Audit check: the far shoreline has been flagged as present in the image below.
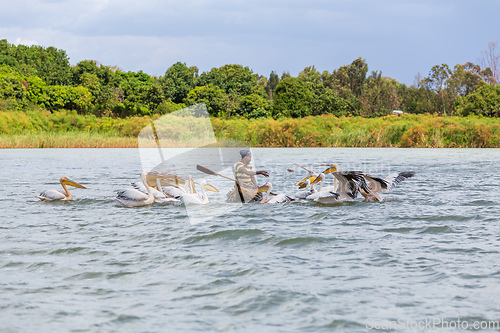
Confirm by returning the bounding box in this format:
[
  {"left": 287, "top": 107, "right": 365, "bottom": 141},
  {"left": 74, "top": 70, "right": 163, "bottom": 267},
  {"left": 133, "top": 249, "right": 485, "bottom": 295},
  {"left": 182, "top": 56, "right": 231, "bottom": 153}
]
[{"left": 1, "top": 113, "right": 500, "bottom": 149}]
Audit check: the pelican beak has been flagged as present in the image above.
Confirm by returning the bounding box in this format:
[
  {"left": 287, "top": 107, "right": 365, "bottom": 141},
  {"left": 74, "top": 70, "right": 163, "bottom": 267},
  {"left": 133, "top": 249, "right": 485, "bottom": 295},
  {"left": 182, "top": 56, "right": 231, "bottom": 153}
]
[
  {"left": 189, "top": 177, "right": 196, "bottom": 193},
  {"left": 297, "top": 181, "right": 308, "bottom": 189},
  {"left": 63, "top": 178, "right": 87, "bottom": 189},
  {"left": 257, "top": 184, "right": 270, "bottom": 193},
  {"left": 160, "top": 175, "right": 185, "bottom": 186},
  {"left": 311, "top": 175, "right": 322, "bottom": 184},
  {"left": 203, "top": 183, "right": 219, "bottom": 192},
  {"left": 145, "top": 176, "right": 159, "bottom": 187},
  {"left": 295, "top": 176, "right": 310, "bottom": 186},
  {"left": 323, "top": 166, "right": 337, "bottom": 174}
]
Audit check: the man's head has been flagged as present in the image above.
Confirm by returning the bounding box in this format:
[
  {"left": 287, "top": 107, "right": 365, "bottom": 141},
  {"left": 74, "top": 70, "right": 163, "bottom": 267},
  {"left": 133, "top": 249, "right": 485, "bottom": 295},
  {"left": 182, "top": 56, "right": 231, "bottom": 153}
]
[{"left": 240, "top": 149, "right": 252, "bottom": 163}]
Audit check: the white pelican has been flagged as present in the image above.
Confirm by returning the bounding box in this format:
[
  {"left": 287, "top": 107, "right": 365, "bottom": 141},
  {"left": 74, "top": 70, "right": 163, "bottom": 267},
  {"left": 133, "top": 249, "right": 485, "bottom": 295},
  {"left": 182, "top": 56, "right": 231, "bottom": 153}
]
[
  {"left": 179, "top": 179, "right": 219, "bottom": 205},
  {"left": 36, "top": 177, "right": 87, "bottom": 201},
  {"left": 115, "top": 171, "right": 155, "bottom": 207},
  {"left": 293, "top": 178, "right": 318, "bottom": 199},
  {"left": 301, "top": 170, "right": 338, "bottom": 201},
  {"left": 161, "top": 174, "right": 197, "bottom": 198},
  {"left": 162, "top": 184, "right": 187, "bottom": 198},
  {"left": 306, "top": 171, "right": 369, "bottom": 204},
  {"left": 361, "top": 171, "right": 415, "bottom": 202},
  {"left": 314, "top": 163, "right": 340, "bottom": 191},
  {"left": 131, "top": 179, "right": 180, "bottom": 204},
  {"left": 259, "top": 182, "right": 294, "bottom": 204}
]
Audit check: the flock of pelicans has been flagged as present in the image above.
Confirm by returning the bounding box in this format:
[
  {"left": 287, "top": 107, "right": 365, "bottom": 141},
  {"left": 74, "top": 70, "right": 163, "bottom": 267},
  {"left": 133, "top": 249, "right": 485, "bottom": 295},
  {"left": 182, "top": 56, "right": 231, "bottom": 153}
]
[{"left": 36, "top": 163, "right": 415, "bottom": 207}]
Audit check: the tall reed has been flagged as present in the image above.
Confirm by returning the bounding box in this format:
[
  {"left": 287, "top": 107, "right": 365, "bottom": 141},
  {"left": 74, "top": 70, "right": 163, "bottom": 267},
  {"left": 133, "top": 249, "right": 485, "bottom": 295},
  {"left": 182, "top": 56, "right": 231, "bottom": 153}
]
[{"left": 1, "top": 110, "right": 500, "bottom": 148}]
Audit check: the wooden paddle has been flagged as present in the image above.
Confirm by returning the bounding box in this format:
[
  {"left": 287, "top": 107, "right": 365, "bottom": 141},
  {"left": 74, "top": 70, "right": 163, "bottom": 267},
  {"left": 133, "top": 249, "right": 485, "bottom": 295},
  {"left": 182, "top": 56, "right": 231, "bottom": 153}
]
[{"left": 196, "top": 165, "right": 236, "bottom": 181}]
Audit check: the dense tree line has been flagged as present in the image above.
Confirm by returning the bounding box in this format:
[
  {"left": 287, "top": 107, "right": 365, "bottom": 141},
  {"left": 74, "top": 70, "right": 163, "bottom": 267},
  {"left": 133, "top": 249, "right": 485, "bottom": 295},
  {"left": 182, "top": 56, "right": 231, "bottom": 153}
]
[{"left": 1, "top": 38, "right": 499, "bottom": 119}]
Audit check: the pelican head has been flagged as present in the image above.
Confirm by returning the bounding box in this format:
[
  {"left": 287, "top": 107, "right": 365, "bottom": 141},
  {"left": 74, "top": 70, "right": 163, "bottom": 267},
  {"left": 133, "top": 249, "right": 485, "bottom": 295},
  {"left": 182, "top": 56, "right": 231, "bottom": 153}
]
[
  {"left": 60, "top": 177, "right": 87, "bottom": 189},
  {"left": 295, "top": 175, "right": 317, "bottom": 186},
  {"left": 313, "top": 163, "right": 339, "bottom": 174},
  {"left": 297, "top": 179, "right": 311, "bottom": 189},
  {"left": 257, "top": 182, "right": 271, "bottom": 193},
  {"left": 311, "top": 173, "right": 325, "bottom": 185}
]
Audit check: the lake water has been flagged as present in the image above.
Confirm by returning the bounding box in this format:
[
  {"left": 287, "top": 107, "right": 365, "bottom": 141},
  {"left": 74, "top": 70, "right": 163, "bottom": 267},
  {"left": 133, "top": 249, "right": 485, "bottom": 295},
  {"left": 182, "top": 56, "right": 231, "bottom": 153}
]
[{"left": 1, "top": 148, "right": 499, "bottom": 332}]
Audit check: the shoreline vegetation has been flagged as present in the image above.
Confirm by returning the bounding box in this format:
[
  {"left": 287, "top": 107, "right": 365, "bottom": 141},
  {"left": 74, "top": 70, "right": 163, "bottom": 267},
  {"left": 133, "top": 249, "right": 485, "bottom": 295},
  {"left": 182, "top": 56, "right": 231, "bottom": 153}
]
[
  {"left": 1, "top": 40, "right": 499, "bottom": 149},
  {"left": 1, "top": 110, "right": 499, "bottom": 148}
]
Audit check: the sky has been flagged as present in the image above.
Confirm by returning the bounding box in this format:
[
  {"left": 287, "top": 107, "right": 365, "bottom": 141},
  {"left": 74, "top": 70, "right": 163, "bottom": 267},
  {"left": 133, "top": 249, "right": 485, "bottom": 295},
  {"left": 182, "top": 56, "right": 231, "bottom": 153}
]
[{"left": 1, "top": 0, "right": 499, "bottom": 85}]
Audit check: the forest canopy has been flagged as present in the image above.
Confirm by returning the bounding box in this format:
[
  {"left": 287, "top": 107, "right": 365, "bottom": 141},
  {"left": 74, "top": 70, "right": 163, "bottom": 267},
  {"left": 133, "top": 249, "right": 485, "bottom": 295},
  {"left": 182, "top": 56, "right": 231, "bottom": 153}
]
[{"left": 0, "top": 38, "right": 499, "bottom": 119}]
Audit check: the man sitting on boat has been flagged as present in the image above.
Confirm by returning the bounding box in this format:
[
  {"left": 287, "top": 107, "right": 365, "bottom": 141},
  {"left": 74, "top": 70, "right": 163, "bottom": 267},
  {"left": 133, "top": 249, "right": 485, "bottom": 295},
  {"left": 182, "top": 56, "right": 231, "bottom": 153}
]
[{"left": 226, "top": 149, "right": 269, "bottom": 203}]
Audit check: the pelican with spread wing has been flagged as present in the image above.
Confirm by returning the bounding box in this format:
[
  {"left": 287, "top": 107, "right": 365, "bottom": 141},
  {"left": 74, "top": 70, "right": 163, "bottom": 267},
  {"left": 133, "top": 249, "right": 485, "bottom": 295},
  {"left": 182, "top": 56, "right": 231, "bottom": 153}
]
[
  {"left": 36, "top": 177, "right": 87, "bottom": 201},
  {"left": 361, "top": 171, "right": 415, "bottom": 202},
  {"left": 307, "top": 171, "right": 369, "bottom": 204}
]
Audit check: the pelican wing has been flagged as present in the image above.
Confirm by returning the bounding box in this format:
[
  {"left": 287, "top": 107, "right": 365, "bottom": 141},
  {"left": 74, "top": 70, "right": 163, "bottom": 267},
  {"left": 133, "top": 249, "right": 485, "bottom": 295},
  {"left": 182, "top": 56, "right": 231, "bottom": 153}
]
[
  {"left": 155, "top": 197, "right": 181, "bottom": 204},
  {"left": 364, "top": 174, "right": 389, "bottom": 192},
  {"left": 116, "top": 188, "right": 149, "bottom": 201},
  {"left": 180, "top": 193, "right": 207, "bottom": 205},
  {"left": 266, "top": 194, "right": 294, "bottom": 204},
  {"left": 332, "top": 171, "right": 369, "bottom": 200},
  {"left": 131, "top": 181, "right": 167, "bottom": 199},
  {"left": 384, "top": 171, "right": 415, "bottom": 191},
  {"left": 37, "top": 190, "right": 66, "bottom": 201},
  {"left": 313, "top": 191, "right": 341, "bottom": 204},
  {"left": 294, "top": 189, "right": 313, "bottom": 199},
  {"left": 162, "top": 186, "right": 185, "bottom": 198}
]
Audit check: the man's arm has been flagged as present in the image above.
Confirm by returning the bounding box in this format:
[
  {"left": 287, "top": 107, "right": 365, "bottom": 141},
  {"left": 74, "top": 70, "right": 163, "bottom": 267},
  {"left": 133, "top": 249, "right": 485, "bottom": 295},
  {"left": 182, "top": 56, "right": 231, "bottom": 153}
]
[{"left": 239, "top": 167, "right": 269, "bottom": 177}]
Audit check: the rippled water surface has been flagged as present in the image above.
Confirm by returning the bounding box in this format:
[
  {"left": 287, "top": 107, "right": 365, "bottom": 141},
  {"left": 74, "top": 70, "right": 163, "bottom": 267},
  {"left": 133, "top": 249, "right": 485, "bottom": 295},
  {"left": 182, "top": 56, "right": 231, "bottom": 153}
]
[{"left": 1, "top": 148, "right": 499, "bottom": 332}]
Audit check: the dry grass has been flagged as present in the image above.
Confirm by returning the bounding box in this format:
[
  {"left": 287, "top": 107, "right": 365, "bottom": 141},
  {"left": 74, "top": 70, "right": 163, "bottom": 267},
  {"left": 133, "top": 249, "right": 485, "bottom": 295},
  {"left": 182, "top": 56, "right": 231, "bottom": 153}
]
[{"left": 0, "top": 132, "right": 138, "bottom": 148}]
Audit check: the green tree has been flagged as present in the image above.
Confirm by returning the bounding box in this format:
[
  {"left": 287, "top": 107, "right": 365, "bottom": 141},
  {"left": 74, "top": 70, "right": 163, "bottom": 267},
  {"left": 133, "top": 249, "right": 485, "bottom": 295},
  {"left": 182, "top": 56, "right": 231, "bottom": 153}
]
[
  {"left": 281, "top": 72, "right": 291, "bottom": 80},
  {"left": 447, "top": 62, "right": 488, "bottom": 97},
  {"left": 71, "top": 60, "right": 120, "bottom": 87},
  {"left": 330, "top": 57, "right": 368, "bottom": 98},
  {"left": 159, "top": 62, "right": 198, "bottom": 104},
  {"left": 310, "top": 85, "right": 355, "bottom": 116},
  {"left": 238, "top": 93, "right": 270, "bottom": 118},
  {"left": 360, "top": 71, "right": 401, "bottom": 117},
  {"left": 265, "top": 71, "right": 280, "bottom": 100},
  {"left": 25, "top": 76, "right": 48, "bottom": 107},
  {"left": 298, "top": 65, "right": 322, "bottom": 85},
  {"left": 0, "top": 40, "right": 72, "bottom": 86},
  {"left": 146, "top": 83, "right": 165, "bottom": 111},
  {"left": 0, "top": 65, "right": 28, "bottom": 107},
  {"left": 398, "top": 79, "right": 436, "bottom": 114},
  {"left": 455, "top": 84, "right": 500, "bottom": 117},
  {"left": 273, "top": 77, "right": 312, "bottom": 118},
  {"left": 197, "top": 64, "right": 257, "bottom": 97},
  {"left": 421, "top": 64, "right": 452, "bottom": 115},
  {"left": 0, "top": 54, "right": 19, "bottom": 68},
  {"left": 184, "top": 84, "right": 228, "bottom": 117},
  {"left": 116, "top": 70, "right": 156, "bottom": 116}
]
